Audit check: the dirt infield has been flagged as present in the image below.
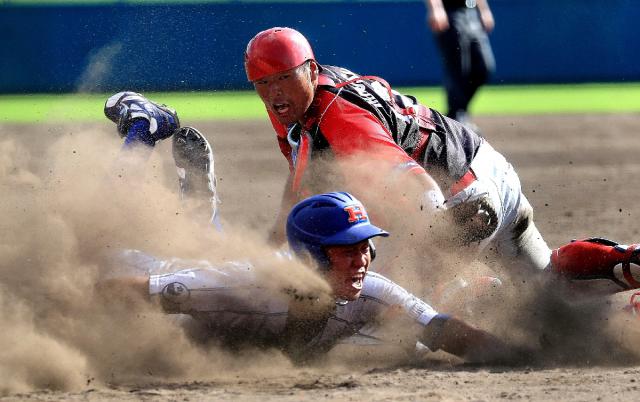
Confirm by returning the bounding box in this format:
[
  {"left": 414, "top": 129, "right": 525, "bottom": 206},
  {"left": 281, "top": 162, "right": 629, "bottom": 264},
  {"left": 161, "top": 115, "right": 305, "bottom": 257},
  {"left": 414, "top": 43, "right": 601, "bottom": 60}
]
[{"left": 2, "top": 113, "right": 640, "bottom": 401}]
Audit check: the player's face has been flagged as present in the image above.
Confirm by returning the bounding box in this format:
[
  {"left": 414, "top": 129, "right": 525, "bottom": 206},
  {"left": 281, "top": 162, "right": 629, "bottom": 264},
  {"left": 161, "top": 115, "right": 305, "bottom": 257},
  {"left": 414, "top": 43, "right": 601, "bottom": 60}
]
[
  {"left": 253, "top": 62, "right": 317, "bottom": 125},
  {"left": 325, "top": 240, "right": 371, "bottom": 301}
]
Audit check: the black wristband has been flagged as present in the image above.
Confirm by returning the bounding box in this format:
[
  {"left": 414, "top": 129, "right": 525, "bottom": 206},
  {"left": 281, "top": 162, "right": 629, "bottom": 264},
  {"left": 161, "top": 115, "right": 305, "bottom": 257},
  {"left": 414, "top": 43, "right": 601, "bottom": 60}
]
[{"left": 420, "top": 313, "right": 451, "bottom": 351}]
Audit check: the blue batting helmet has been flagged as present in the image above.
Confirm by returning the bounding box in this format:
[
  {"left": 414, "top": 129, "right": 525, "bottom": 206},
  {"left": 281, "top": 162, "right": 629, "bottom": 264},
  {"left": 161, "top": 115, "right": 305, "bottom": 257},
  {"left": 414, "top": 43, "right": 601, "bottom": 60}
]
[{"left": 286, "top": 192, "right": 389, "bottom": 268}]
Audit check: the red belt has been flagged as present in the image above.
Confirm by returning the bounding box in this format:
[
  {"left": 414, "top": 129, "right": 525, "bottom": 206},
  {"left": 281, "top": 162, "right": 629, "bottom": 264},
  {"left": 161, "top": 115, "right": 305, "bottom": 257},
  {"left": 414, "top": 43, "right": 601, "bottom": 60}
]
[
  {"left": 410, "top": 128, "right": 431, "bottom": 161},
  {"left": 449, "top": 169, "right": 477, "bottom": 196}
]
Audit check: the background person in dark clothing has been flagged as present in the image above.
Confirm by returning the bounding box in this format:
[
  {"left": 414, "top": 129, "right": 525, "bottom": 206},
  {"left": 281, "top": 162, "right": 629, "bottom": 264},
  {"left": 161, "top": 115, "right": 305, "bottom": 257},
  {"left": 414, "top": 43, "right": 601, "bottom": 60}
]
[{"left": 424, "top": 0, "right": 496, "bottom": 131}]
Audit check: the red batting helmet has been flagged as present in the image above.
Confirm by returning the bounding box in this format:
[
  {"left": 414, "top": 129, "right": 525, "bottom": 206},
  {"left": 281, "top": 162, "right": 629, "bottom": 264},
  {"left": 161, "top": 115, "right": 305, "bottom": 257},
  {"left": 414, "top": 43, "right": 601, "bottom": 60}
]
[{"left": 244, "top": 27, "right": 315, "bottom": 82}]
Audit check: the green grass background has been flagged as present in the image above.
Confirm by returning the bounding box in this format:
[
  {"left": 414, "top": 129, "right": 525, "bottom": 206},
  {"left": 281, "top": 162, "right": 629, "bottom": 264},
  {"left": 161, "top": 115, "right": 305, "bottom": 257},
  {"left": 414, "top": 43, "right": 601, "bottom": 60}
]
[{"left": 1, "top": 83, "right": 639, "bottom": 123}]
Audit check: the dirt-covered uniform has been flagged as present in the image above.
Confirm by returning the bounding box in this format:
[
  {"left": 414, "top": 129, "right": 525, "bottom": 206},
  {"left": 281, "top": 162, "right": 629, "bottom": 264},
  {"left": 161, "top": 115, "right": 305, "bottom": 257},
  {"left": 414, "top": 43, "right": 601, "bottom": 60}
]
[
  {"left": 122, "top": 251, "right": 446, "bottom": 361},
  {"left": 268, "top": 65, "right": 551, "bottom": 275}
]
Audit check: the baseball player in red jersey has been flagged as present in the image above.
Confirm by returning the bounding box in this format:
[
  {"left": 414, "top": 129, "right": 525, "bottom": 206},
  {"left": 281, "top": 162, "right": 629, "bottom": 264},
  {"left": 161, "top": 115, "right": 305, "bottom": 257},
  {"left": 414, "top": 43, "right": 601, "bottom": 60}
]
[
  {"left": 245, "top": 29, "right": 446, "bottom": 246},
  {"left": 243, "top": 27, "right": 640, "bottom": 293}
]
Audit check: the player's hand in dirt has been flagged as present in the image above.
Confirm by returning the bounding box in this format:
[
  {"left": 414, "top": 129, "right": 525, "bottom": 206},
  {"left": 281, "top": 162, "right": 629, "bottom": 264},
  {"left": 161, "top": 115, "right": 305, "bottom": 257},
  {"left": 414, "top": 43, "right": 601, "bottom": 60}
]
[{"left": 423, "top": 316, "right": 538, "bottom": 365}]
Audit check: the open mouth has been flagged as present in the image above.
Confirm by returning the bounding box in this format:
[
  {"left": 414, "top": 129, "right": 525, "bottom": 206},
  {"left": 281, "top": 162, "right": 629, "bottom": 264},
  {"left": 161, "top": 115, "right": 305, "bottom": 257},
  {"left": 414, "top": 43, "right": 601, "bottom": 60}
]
[
  {"left": 273, "top": 102, "right": 291, "bottom": 116},
  {"left": 351, "top": 274, "right": 364, "bottom": 290}
]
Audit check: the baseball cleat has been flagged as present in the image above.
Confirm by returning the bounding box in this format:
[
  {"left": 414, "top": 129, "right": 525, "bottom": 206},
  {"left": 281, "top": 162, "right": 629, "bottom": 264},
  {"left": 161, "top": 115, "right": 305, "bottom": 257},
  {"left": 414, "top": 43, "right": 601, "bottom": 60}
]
[{"left": 172, "top": 127, "right": 220, "bottom": 223}]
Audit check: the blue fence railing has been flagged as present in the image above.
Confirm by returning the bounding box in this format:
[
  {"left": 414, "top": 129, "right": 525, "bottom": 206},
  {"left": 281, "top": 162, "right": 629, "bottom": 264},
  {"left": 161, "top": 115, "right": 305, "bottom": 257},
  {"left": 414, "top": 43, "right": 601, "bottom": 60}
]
[{"left": 2, "top": 0, "right": 639, "bottom": 93}]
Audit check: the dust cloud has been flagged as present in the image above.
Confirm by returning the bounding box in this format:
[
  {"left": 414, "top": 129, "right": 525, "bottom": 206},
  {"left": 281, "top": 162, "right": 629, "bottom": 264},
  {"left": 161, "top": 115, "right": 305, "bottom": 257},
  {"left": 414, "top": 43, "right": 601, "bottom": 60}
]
[
  {"left": 303, "top": 153, "right": 640, "bottom": 367},
  {"left": 75, "top": 42, "right": 123, "bottom": 93},
  {"left": 0, "top": 130, "right": 328, "bottom": 395},
  {"left": 2, "top": 122, "right": 640, "bottom": 396}
]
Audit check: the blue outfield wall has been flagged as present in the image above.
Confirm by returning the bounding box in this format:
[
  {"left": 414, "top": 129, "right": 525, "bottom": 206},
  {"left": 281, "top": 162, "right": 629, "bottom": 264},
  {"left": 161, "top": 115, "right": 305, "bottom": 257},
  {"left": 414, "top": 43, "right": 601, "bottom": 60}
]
[{"left": 1, "top": 0, "right": 639, "bottom": 93}]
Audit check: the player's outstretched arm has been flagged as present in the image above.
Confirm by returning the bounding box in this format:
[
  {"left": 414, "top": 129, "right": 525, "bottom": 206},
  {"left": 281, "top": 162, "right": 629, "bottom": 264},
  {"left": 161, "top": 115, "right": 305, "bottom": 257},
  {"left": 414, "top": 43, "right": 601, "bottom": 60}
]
[
  {"left": 422, "top": 316, "right": 531, "bottom": 364},
  {"left": 416, "top": 171, "right": 446, "bottom": 212}
]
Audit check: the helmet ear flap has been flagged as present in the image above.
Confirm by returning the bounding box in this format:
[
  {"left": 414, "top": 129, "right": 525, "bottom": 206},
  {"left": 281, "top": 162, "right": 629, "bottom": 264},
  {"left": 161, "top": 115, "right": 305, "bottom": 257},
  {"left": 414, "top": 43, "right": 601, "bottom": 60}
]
[{"left": 368, "top": 239, "right": 377, "bottom": 262}]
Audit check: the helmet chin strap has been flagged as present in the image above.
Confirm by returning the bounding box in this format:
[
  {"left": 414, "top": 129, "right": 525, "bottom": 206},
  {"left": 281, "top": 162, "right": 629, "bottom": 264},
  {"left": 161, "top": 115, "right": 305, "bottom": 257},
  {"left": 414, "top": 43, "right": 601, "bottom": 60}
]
[{"left": 369, "top": 239, "right": 377, "bottom": 261}]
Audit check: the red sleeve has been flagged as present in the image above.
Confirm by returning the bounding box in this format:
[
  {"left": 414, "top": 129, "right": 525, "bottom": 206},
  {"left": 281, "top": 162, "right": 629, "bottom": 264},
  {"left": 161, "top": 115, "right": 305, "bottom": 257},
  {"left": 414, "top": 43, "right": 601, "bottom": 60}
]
[
  {"left": 268, "top": 110, "right": 294, "bottom": 171},
  {"left": 316, "top": 92, "right": 424, "bottom": 174}
]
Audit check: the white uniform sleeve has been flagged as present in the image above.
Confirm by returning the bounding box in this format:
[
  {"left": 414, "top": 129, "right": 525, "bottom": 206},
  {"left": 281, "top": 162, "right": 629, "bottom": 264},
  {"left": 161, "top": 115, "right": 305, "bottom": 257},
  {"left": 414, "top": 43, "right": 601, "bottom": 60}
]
[
  {"left": 148, "top": 261, "right": 263, "bottom": 313},
  {"left": 147, "top": 261, "right": 290, "bottom": 339},
  {"left": 361, "top": 272, "right": 439, "bottom": 326},
  {"left": 149, "top": 270, "right": 206, "bottom": 301}
]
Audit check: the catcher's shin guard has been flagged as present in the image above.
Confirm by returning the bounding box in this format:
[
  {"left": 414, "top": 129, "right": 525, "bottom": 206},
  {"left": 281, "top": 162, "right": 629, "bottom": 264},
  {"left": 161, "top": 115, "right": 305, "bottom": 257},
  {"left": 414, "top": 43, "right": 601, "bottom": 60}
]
[
  {"left": 172, "top": 127, "right": 221, "bottom": 227},
  {"left": 550, "top": 238, "right": 640, "bottom": 289}
]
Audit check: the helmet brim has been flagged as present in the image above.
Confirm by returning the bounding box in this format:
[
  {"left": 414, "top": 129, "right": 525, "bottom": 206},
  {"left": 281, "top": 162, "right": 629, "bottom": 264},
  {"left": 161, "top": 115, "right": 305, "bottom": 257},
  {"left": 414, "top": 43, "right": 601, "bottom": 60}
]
[{"left": 321, "top": 223, "right": 389, "bottom": 246}]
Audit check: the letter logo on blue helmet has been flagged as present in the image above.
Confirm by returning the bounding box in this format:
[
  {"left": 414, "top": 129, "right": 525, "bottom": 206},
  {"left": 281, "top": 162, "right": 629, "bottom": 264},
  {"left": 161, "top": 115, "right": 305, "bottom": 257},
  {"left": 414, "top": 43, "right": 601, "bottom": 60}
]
[{"left": 286, "top": 192, "right": 389, "bottom": 268}]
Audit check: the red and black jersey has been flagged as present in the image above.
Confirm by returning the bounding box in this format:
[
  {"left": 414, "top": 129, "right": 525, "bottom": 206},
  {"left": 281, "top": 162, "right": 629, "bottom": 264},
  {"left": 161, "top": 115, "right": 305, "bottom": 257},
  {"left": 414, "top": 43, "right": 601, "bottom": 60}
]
[
  {"left": 419, "top": 107, "right": 484, "bottom": 190},
  {"left": 268, "top": 64, "right": 482, "bottom": 194}
]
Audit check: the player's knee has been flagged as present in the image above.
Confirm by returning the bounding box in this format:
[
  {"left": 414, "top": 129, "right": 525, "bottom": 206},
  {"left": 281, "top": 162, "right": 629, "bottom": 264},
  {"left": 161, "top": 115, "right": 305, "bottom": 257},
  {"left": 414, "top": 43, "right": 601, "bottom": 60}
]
[
  {"left": 511, "top": 202, "right": 534, "bottom": 242},
  {"left": 504, "top": 204, "right": 551, "bottom": 271}
]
